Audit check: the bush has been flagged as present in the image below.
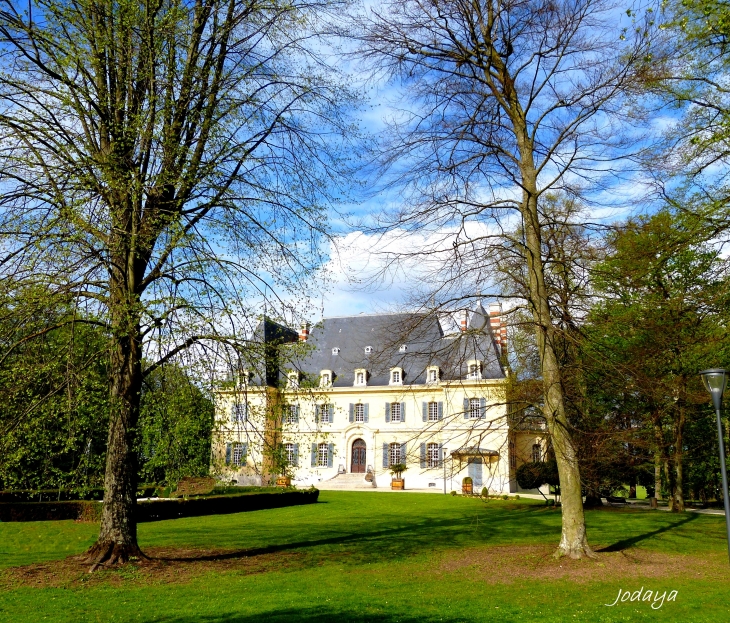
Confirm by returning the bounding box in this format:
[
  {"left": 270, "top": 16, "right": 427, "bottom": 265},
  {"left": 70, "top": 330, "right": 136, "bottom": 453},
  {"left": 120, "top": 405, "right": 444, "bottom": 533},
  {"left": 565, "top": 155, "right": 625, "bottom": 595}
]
[
  {"left": 515, "top": 460, "right": 560, "bottom": 490},
  {"left": 450, "top": 490, "right": 457, "bottom": 496},
  {"left": 0, "top": 489, "right": 319, "bottom": 522},
  {"left": 515, "top": 494, "right": 520, "bottom": 500},
  {"left": 502, "top": 494, "right": 508, "bottom": 500},
  {"left": 546, "top": 499, "right": 555, "bottom": 507}
]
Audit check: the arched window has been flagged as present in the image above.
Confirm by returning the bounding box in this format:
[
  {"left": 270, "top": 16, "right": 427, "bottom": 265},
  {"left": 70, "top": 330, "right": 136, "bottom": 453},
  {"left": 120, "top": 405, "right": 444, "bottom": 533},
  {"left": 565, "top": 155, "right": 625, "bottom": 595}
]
[{"left": 532, "top": 443, "right": 542, "bottom": 463}]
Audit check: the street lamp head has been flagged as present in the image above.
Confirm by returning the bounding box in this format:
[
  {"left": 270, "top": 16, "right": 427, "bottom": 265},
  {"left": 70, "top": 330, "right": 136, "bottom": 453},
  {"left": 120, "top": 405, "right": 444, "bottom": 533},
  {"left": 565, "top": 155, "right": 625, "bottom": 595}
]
[{"left": 700, "top": 368, "right": 728, "bottom": 412}]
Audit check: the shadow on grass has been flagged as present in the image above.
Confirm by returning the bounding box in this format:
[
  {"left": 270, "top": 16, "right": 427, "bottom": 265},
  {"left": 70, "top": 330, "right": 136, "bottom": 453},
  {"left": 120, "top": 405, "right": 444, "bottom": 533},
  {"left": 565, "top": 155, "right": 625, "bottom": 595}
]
[
  {"left": 598, "top": 512, "right": 699, "bottom": 552},
  {"left": 143, "top": 608, "right": 467, "bottom": 623},
  {"left": 150, "top": 506, "right": 554, "bottom": 565}
]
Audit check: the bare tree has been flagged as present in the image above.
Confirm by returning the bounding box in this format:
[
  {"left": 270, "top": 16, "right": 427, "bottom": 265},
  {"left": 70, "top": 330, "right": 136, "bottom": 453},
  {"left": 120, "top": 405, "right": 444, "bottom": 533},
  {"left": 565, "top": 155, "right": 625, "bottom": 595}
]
[
  {"left": 347, "top": 0, "right": 655, "bottom": 557},
  {"left": 0, "top": 0, "right": 355, "bottom": 566}
]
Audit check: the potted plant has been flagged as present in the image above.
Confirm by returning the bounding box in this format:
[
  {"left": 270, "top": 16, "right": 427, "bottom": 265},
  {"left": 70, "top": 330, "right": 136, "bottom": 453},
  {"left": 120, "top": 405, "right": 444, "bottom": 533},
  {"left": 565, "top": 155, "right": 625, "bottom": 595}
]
[
  {"left": 390, "top": 463, "right": 407, "bottom": 490},
  {"left": 462, "top": 476, "right": 473, "bottom": 495}
]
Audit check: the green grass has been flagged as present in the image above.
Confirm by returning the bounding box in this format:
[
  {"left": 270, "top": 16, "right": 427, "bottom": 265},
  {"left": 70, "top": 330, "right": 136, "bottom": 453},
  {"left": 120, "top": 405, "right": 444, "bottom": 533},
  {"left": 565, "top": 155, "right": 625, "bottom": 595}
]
[{"left": 1, "top": 492, "right": 729, "bottom": 622}]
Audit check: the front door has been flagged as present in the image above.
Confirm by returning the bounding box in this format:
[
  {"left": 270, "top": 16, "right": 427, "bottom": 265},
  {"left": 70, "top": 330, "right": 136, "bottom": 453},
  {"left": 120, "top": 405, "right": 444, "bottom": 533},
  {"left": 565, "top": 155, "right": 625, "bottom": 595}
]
[
  {"left": 468, "top": 457, "right": 483, "bottom": 489},
  {"left": 351, "top": 439, "right": 366, "bottom": 473}
]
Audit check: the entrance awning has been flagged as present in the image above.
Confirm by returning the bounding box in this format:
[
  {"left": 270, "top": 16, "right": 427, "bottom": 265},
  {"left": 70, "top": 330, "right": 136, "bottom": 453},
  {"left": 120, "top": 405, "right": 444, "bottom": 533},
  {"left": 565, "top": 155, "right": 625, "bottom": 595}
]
[{"left": 450, "top": 447, "right": 500, "bottom": 463}]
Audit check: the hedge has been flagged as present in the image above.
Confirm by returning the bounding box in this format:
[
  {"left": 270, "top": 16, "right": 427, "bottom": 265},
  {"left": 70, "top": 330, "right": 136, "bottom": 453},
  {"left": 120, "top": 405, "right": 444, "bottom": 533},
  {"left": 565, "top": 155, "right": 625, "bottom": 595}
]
[{"left": 0, "top": 489, "right": 319, "bottom": 522}]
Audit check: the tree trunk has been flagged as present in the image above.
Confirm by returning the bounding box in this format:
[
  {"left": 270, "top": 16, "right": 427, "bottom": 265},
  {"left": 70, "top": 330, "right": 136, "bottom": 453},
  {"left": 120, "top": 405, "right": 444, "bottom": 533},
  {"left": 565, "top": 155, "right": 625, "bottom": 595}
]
[
  {"left": 654, "top": 451, "right": 662, "bottom": 500},
  {"left": 519, "top": 176, "right": 594, "bottom": 559},
  {"left": 671, "top": 388, "right": 686, "bottom": 512}
]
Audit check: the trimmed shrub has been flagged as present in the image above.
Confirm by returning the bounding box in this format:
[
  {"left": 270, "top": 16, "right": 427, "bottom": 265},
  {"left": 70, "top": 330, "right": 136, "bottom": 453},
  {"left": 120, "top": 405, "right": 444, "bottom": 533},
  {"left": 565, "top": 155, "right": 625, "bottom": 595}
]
[
  {"left": 450, "top": 490, "right": 457, "bottom": 496},
  {"left": 481, "top": 487, "right": 488, "bottom": 497},
  {"left": 0, "top": 489, "right": 319, "bottom": 522}
]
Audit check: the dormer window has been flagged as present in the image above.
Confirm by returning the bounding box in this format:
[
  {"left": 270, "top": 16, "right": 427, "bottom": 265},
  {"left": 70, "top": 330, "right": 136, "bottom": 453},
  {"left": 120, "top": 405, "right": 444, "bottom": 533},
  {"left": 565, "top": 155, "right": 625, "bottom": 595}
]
[
  {"left": 364, "top": 345, "right": 373, "bottom": 354},
  {"left": 390, "top": 367, "right": 403, "bottom": 385},
  {"left": 287, "top": 371, "right": 300, "bottom": 389},
  {"left": 426, "top": 366, "right": 440, "bottom": 384},
  {"left": 467, "top": 360, "right": 482, "bottom": 380},
  {"left": 354, "top": 368, "right": 367, "bottom": 386},
  {"left": 332, "top": 347, "right": 340, "bottom": 355},
  {"left": 320, "top": 370, "right": 333, "bottom": 387},
  {"left": 399, "top": 344, "right": 408, "bottom": 352}
]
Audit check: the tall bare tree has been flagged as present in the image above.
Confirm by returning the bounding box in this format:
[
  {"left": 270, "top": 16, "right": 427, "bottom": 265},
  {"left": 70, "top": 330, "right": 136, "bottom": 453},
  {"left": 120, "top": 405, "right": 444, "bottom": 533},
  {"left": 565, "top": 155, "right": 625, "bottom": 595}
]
[
  {"left": 0, "top": 0, "right": 354, "bottom": 566},
  {"left": 348, "top": 0, "right": 655, "bottom": 557}
]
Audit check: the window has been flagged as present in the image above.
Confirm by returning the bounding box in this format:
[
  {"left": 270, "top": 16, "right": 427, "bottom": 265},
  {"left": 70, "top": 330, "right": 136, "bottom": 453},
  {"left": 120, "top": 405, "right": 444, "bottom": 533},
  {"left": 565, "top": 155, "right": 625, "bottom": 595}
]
[
  {"left": 469, "top": 398, "right": 481, "bottom": 419},
  {"left": 356, "top": 372, "right": 364, "bottom": 384},
  {"left": 332, "top": 347, "right": 340, "bottom": 355},
  {"left": 355, "top": 403, "right": 365, "bottom": 423},
  {"left": 231, "top": 401, "right": 247, "bottom": 423},
  {"left": 399, "top": 344, "right": 408, "bottom": 352},
  {"left": 287, "top": 371, "right": 299, "bottom": 389},
  {"left": 390, "top": 402, "right": 402, "bottom": 422},
  {"left": 364, "top": 345, "right": 373, "bottom": 354},
  {"left": 320, "top": 370, "right": 333, "bottom": 387},
  {"left": 428, "top": 401, "right": 438, "bottom": 422},
  {"left": 285, "top": 443, "right": 296, "bottom": 465},
  {"left": 389, "top": 442, "right": 402, "bottom": 466},
  {"left": 532, "top": 443, "right": 542, "bottom": 463},
  {"left": 322, "top": 373, "right": 330, "bottom": 385},
  {"left": 428, "top": 369, "right": 438, "bottom": 383},
  {"left": 232, "top": 442, "right": 245, "bottom": 467},
  {"left": 318, "top": 442, "right": 329, "bottom": 467},
  {"left": 427, "top": 443, "right": 440, "bottom": 468},
  {"left": 316, "top": 404, "right": 333, "bottom": 424},
  {"left": 285, "top": 405, "right": 298, "bottom": 424},
  {"left": 468, "top": 363, "right": 480, "bottom": 379},
  {"left": 509, "top": 440, "right": 516, "bottom": 469},
  {"left": 391, "top": 370, "right": 401, "bottom": 384}
]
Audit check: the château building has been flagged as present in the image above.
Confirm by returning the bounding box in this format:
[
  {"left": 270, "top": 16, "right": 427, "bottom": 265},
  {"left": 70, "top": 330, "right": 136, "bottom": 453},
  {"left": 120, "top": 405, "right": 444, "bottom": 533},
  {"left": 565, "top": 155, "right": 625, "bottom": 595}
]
[{"left": 212, "top": 303, "right": 545, "bottom": 492}]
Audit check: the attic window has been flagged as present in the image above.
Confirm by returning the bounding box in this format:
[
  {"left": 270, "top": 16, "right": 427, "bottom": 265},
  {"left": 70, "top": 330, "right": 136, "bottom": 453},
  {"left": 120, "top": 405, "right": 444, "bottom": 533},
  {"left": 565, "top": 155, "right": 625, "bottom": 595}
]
[
  {"left": 332, "top": 347, "right": 340, "bottom": 355},
  {"left": 390, "top": 367, "right": 403, "bottom": 385},
  {"left": 320, "top": 370, "right": 333, "bottom": 387},
  {"left": 399, "top": 344, "right": 407, "bottom": 352},
  {"left": 287, "top": 371, "right": 300, "bottom": 389},
  {"left": 364, "top": 346, "right": 373, "bottom": 354},
  {"left": 467, "top": 360, "right": 483, "bottom": 380},
  {"left": 427, "top": 366, "right": 440, "bottom": 383},
  {"left": 354, "top": 368, "right": 367, "bottom": 386}
]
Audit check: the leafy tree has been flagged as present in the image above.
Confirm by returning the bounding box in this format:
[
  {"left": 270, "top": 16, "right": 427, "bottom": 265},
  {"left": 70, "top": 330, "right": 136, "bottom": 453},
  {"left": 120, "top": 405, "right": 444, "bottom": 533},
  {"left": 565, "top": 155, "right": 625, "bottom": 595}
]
[
  {"left": 0, "top": 0, "right": 353, "bottom": 565},
  {"left": 347, "top": 0, "right": 657, "bottom": 558}
]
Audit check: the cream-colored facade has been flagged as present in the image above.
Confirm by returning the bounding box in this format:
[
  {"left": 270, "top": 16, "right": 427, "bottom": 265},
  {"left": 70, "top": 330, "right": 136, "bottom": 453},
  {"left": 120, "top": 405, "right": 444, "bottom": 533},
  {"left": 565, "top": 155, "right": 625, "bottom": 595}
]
[{"left": 212, "top": 307, "right": 546, "bottom": 492}]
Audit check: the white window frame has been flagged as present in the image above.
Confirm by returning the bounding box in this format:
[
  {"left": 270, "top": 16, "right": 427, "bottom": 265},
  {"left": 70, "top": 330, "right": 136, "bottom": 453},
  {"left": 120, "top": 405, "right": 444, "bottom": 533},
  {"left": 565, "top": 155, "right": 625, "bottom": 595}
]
[
  {"left": 354, "top": 368, "right": 367, "bottom": 386},
  {"left": 428, "top": 401, "right": 438, "bottom": 422},
  {"left": 469, "top": 398, "right": 481, "bottom": 419},
  {"left": 389, "top": 442, "right": 401, "bottom": 466},
  {"left": 287, "top": 371, "right": 300, "bottom": 389},
  {"left": 390, "top": 367, "right": 403, "bottom": 385},
  {"left": 427, "top": 443, "right": 439, "bottom": 468},
  {"left": 232, "top": 442, "right": 245, "bottom": 467},
  {"left": 532, "top": 443, "right": 542, "bottom": 463},
  {"left": 364, "top": 345, "right": 373, "bottom": 354},
  {"left": 390, "top": 402, "right": 402, "bottom": 422},
  {"left": 317, "top": 442, "right": 329, "bottom": 467},
  {"left": 467, "top": 359, "right": 482, "bottom": 380},
  {"left": 320, "top": 369, "right": 333, "bottom": 387},
  {"left": 332, "top": 347, "right": 340, "bottom": 355},
  {"left": 285, "top": 404, "right": 298, "bottom": 424},
  {"left": 354, "top": 403, "right": 365, "bottom": 423},
  {"left": 427, "top": 367, "right": 440, "bottom": 383},
  {"left": 232, "top": 401, "right": 247, "bottom": 423},
  {"left": 399, "top": 344, "right": 408, "bottom": 352},
  {"left": 285, "top": 442, "right": 295, "bottom": 466}
]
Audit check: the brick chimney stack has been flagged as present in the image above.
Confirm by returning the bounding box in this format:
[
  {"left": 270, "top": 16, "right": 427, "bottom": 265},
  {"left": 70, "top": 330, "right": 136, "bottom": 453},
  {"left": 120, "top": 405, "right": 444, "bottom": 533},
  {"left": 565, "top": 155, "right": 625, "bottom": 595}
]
[
  {"left": 460, "top": 309, "right": 469, "bottom": 332},
  {"left": 298, "top": 322, "right": 310, "bottom": 342},
  {"left": 488, "top": 303, "right": 507, "bottom": 355}
]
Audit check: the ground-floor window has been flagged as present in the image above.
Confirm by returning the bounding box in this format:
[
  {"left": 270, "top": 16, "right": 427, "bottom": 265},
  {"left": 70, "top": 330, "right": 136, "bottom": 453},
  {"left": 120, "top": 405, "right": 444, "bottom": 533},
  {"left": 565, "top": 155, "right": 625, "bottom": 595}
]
[
  {"left": 389, "top": 442, "right": 402, "bottom": 466},
  {"left": 232, "top": 442, "right": 245, "bottom": 467},
  {"left": 318, "top": 443, "right": 329, "bottom": 467},
  {"left": 532, "top": 443, "right": 542, "bottom": 463},
  {"left": 285, "top": 443, "right": 295, "bottom": 466},
  {"left": 427, "top": 443, "right": 439, "bottom": 468}
]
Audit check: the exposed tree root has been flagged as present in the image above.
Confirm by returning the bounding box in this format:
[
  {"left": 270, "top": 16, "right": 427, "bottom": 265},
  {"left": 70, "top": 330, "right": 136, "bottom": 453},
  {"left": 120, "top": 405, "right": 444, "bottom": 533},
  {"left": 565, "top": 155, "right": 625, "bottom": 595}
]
[
  {"left": 78, "top": 540, "right": 147, "bottom": 572},
  {"left": 553, "top": 541, "right": 599, "bottom": 560}
]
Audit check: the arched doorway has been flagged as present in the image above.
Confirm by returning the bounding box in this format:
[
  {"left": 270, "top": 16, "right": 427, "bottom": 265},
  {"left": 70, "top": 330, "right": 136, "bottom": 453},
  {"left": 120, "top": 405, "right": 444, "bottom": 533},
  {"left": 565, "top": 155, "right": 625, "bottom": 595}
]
[{"left": 351, "top": 439, "right": 366, "bottom": 473}]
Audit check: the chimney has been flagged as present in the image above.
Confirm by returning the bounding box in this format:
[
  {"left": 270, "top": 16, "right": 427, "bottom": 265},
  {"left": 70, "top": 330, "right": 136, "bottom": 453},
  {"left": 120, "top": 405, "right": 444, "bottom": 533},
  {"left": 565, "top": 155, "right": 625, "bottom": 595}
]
[
  {"left": 299, "top": 322, "right": 310, "bottom": 342},
  {"left": 460, "top": 309, "right": 468, "bottom": 332},
  {"left": 488, "top": 303, "right": 507, "bottom": 354}
]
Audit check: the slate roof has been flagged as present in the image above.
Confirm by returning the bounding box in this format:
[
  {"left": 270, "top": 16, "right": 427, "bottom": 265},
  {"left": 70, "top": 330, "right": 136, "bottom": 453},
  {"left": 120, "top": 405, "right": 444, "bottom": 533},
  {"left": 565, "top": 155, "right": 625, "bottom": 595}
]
[{"left": 279, "top": 304, "right": 506, "bottom": 387}]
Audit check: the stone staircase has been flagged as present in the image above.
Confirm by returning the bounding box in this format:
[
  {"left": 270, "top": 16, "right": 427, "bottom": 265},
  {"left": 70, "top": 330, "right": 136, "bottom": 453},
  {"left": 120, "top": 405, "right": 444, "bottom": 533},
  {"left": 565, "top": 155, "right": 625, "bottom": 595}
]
[{"left": 316, "top": 472, "right": 377, "bottom": 490}]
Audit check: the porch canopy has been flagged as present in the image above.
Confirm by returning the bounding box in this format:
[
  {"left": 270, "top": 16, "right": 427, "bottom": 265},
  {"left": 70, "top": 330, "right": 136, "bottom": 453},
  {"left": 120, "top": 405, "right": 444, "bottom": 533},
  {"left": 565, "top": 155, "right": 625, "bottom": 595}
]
[{"left": 450, "top": 447, "right": 500, "bottom": 464}]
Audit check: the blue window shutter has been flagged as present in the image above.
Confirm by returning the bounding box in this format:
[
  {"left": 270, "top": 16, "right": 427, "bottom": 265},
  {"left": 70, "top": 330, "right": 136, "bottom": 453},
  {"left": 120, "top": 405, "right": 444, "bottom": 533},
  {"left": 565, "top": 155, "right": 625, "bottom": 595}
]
[
  {"left": 225, "top": 443, "right": 232, "bottom": 465},
  {"left": 420, "top": 443, "right": 426, "bottom": 468},
  {"left": 230, "top": 406, "right": 236, "bottom": 423},
  {"left": 295, "top": 405, "right": 300, "bottom": 423},
  {"left": 438, "top": 443, "right": 443, "bottom": 466},
  {"left": 328, "top": 443, "right": 334, "bottom": 468},
  {"left": 480, "top": 397, "right": 486, "bottom": 419},
  {"left": 401, "top": 403, "right": 406, "bottom": 422},
  {"left": 400, "top": 443, "right": 407, "bottom": 464},
  {"left": 383, "top": 443, "right": 389, "bottom": 468},
  {"left": 294, "top": 443, "right": 299, "bottom": 467},
  {"left": 463, "top": 398, "right": 469, "bottom": 419},
  {"left": 422, "top": 402, "right": 428, "bottom": 422},
  {"left": 364, "top": 403, "right": 369, "bottom": 423},
  {"left": 311, "top": 443, "right": 317, "bottom": 467},
  {"left": 242, "top": 443, "right": 248, "bottom": 462},
  {"left": 328, "top": 404, "right": 334, "bottom": 423},
  {"left": 438, "top": 402, "right": 444, "bottom": 420},
  {"left": 314, "top": 404, "right": 320, "bottom": 423},
  {"left": 349, "top": 403, "right": 354, "bottom": 423},
  {"left": 244, "top": 403, "right": 248, "bottom": 422},
  {"left": 385, "top": 403, "right": 391, "bottom": 422}
]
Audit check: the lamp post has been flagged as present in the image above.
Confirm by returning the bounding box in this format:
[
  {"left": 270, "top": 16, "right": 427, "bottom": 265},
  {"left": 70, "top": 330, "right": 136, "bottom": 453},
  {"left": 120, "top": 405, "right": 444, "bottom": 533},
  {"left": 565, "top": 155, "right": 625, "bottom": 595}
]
[{"left": 699, "top": 368, "right": 730, "bottom": 564}]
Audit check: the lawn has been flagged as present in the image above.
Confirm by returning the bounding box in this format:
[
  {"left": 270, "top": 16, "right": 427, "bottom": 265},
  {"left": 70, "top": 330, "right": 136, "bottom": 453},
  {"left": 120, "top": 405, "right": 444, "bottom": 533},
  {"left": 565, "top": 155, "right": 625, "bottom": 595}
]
[{"left": 1, "top": 492, "right": 729, "bottom": 622}]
